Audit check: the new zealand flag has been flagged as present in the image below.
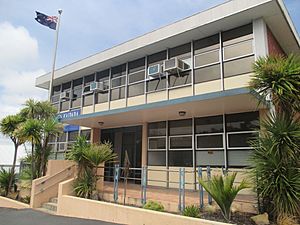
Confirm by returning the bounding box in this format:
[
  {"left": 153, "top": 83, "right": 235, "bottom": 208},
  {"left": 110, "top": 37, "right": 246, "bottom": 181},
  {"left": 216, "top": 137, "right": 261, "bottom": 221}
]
[{"left": 35, "top": 11, "right": 57, "bottom": 30}]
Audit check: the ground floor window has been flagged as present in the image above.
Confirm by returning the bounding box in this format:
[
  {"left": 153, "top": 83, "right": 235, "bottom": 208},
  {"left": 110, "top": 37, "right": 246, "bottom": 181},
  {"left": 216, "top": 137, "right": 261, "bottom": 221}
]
[{"left": 147, "top": 111, "right": 259, "bottom": 168}]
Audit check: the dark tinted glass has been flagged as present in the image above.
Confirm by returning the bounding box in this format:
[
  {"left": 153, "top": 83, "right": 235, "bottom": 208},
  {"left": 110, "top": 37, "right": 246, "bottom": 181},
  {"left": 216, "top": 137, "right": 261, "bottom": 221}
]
[
  {"left": 222, "top": 24, "right": 253, "bottom": 46},
  {"left": 149, "top": 138, "right": 166, "bottom": 150},
  {"left": 196, "top": 135, "right": 223, "bottom": 149},
  {"left": 81, "top": 129, "right": 91, "bottom": 140},
  {"left": 223, "top": 56, "right": 254, "bottom": 78},
  {"left": 84, "top": 74, "right": 95, "bottom": 85},
  {"left": 72, "top": 88, "right": 82, "bottom": 98},
  {"left": 111, "top": 64, "right": 126, "bottom": 78},
  {"left": 226, "top": 111, "right": 259, "bottom": 132},
  {"left": 168, "top": 151, "right": 193, "bottom": 167},
  {"left": 194, "top": 50, "right": 219, "bottom": 67},
  {"left": 128, "top": 58, "right": 145, "bottom": 73},
  {"left": 68, "top": 131, "right": 78, "bottom": 142},
  {"left": 58, "top": 132, "right": 67, "bottom": 142},
  {"left": 128, "top": 82, "right": 144, "bottom": 97},
  {"left": 228, "top": 132, "right": 257, "bottom": 148},
  {"left": 128, "top": 70, "right": 145, "bottom": 83},
  {"left": 62, "top": 82, "right": 71, "bottom": 91},
  {"left": 195, "top": 115, "right": 223, "bottom": 133},
  {"left": 170, "top": 136, "right": 192, "bottom": 149},
  {"left": 73, "top": 78, "right": 83, "bottom": 87},
  {"left": 169, "top": 43, "right": 191, "bottom": 58},
  {"left": 194, "top": 64, "right": 220, "bottom": 83},
  {"left": 110, "top": 87, "right": 125, "bottom": 100},
  {"left": 71, "top": 98, "right": 81, "bottom": 108},
  {"left": 95, "top": 92, "right": 108, "bottom": 103},
  {"left": 52, "top": 85, "right": 61, "bottom": 95},
  {"left": 196, "top": 150, "right": 224, "bottom": 166},
  {"left": 96, "top": 70, "right": 109, "bottom": 81},
  {"left": 148, "top": 121, "right": 166, "bottom": 136},
  {"left": 168, "top": 71, "right": 191, "bottom": 87},
  {"left": 194, "top": 34, "right": 219, "bottom": 54},
  {"left": 148, "top": 151, "right": 166, "bottom": 166},
  {"left": 148, "top": 51, "right": 167, "bottom": 65},
  {"left": 146, "top": 77, "right": 166, "bottom": 92},
  {"left": 169, "top": 119, "right": 192, "bottom": 135}
]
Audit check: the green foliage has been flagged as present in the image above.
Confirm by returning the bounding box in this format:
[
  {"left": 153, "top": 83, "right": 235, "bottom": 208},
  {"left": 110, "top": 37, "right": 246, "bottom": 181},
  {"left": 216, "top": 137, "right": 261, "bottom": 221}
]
[
  {"left": 183, "top": 205, "right": 200, "bottom": 218},
  {"left": 143, "top": 200, "right": 164, "bottom": 212},
  {"left": 250, "top": 54, "right": 300, "bottom": 114},
  {"left": 73, "top": 170, "right": 94, "bottom": 198},
  {"left": 20, "top": 196, "right": 31, "bottom": 204},
  {"left": 0, "top": 169, "right": 15, "bottom": 196},
  {"left": 199, "top": 173, "right": 249, "bottom": 222},
  {"left": 19, "top": 167, "right": 32, "bottom": 181},
  {"left": 69, "top": 136, "right": 117, "bottom": 198},
  {"left": 249, "top": 114, "right": 300, "bottom": 217}
]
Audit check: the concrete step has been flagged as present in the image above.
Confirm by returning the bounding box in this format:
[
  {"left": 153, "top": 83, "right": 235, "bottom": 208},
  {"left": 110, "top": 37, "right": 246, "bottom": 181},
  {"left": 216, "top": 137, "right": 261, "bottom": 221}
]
[
  {"left": 42, "top": 202, "right": 57, "bottom": 212},
  {"left": 35, "top": 207, "right": 57, "bottom": 215},
  {"left": 49, "top": 197, "right": 58, "bottom": 204}
]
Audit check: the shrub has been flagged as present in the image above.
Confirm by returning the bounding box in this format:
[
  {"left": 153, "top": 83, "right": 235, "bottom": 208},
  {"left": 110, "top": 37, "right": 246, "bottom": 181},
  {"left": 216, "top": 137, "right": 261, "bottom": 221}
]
[
  {"left": 0, "top": 169, "right": 15, "bottom": 196},
  {"left": 73, "top": 170, "right": 94, "bottom": 198},
  {"left": 143, "top": 200, "right": 164, "bottom": 212},
  {"left": 183, "top": 205, "right": 200, "bottom": 218},
  {"left": 21, "top": 196, "right": 31, "bottom": 204},
  {"left": 277, "top": 214, "right": 299, "bottom": 225},
  {"left": 199, "top": 172, "right": 249, "bottom": 222}
]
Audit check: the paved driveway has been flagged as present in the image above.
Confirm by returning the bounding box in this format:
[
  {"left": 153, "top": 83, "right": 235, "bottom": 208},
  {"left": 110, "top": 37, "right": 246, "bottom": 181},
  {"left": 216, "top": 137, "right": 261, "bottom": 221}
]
[{"left": 0, "top": 207, "right": 123, "bottom": 225}]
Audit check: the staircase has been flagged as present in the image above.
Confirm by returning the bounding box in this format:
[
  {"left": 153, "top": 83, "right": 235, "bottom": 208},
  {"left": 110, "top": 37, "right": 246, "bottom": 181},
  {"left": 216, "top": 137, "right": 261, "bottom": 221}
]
[{"left": 37, "top": 197, "right": 58, "bottom": 214}]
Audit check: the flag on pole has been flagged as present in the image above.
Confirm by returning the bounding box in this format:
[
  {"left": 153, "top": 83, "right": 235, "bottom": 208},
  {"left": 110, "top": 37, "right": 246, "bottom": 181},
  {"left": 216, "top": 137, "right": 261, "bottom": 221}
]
[{"left": 35, "top": 11, "right": 58, "bottom": 30}]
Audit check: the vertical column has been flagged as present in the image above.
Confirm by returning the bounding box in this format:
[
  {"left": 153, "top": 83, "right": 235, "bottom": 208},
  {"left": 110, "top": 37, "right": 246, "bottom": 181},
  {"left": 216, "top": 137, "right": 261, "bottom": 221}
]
[
  {"left": 91, "top": 128, "right": 100, "bottom": 144},
  {"left": 141, "top": 123, "right": 148, "bottom": 166},
  {"left": 253, "top": 18, "right": 268, "bottom": 59}
]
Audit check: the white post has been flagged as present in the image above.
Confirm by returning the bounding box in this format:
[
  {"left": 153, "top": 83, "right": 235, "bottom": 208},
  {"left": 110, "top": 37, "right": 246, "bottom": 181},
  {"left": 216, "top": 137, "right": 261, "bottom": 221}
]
[{"left": 48, "top": 9, "right": 63, "bottom": 101}]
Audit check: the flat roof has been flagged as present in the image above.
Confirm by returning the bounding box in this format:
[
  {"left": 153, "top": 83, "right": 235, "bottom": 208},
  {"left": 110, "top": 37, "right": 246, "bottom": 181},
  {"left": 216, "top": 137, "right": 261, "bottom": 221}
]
[{"left": 36, "top": 0, "right": 300, "bottom": 89}]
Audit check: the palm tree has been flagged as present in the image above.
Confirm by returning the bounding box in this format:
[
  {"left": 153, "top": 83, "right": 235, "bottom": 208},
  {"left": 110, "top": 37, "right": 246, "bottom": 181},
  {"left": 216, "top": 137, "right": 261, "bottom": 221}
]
[
  {"left": 199, "top": 173, "right": 249, "bottom": 222},
  {"left": 0, "top": 114, "right": 25, "bottom": 190},
  {"left": 250, "top": 54, "right": 300, "bottom": 115}
]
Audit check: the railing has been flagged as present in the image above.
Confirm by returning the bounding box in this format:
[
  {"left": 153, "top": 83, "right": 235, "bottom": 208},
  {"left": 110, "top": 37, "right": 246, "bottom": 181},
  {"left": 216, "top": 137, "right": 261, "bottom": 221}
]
[{"left": 98, "top": 165, "right": 254, "bottom": 212}]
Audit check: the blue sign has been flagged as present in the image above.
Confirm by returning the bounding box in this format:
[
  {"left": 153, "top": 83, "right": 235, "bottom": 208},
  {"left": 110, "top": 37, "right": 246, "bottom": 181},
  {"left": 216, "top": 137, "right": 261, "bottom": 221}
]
[
  {"left": 57, "top": 109, "right": 81, "bottom": 121},
  {"left": 63, "top": 124, "right": 80, "bottom": 132}
]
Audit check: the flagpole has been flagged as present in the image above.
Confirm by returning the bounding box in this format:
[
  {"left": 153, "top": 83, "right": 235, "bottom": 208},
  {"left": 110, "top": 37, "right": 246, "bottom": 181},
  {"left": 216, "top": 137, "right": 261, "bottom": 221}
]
[{"left": 48, "top": 9, "right": 62, "bottom": 101}]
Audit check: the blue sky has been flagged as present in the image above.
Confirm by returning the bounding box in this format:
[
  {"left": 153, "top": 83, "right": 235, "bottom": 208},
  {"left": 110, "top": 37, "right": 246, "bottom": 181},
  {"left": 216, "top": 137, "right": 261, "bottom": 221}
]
[{"left": 0, "top": 0, "right": 299, "bottom": 164}]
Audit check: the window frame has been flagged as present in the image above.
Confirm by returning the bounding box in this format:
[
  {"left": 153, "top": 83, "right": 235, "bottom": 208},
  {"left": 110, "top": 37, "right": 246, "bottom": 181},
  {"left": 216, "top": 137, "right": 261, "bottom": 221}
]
[
  {"left": 195, "top": 133, "right": 224, "bottom": 150},
  {"left": 226, "top": 130, "right": 258, "bottom": 150},
  {"left": 168, "top": 134, "right": 193, "bottom": 151},
  {"left": 148, "top": 136, "right": 167, "bottom": 151}
]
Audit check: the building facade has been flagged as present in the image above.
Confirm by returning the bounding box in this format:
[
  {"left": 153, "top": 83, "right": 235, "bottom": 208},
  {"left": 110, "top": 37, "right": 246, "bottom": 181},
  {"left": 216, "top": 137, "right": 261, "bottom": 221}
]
[{"left": 36, "top": 0, "right": 299, "bottom": 185}]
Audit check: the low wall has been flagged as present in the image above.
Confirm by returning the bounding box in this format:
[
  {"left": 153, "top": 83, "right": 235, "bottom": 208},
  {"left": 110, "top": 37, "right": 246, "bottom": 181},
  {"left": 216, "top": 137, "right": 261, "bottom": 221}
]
[
  {"left": 57, "top": 179, "right": 232, "bottom": 225},
  {"left": 47, "top": 160, "right": 75, "bottom": 176},
  {"left": 0, "top": 196, "right": 29, "bottom": 209}
]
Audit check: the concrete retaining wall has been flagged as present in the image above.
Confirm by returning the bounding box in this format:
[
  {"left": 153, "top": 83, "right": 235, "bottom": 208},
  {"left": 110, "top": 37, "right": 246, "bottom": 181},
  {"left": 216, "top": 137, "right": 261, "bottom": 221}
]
[{"left": 0, "top": 196, "right": 29, "bottom": 209}]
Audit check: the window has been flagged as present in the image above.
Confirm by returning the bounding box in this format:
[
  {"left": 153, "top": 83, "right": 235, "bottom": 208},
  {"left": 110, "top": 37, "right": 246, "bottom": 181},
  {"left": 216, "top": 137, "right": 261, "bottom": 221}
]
[
  {"left": 168, "top": 71, "right": 191, "bottom": 88},
  {"left": 148, "top": 121, "right": 166, "bottom": 136},
  {"left": 111, "top": 76, "right": 126, "bottom": 88},
  {"left": 169, "top": 151, "right": 193, "bottom": 167},
  {"left": 223, "top": 56, "right": 254, "bottom": 78},
  {"left": 227, "top": 132, "right": 258, "bottom": 148},
  {"left": 226, "top": 111, "right": 259, "bottom": 132},
  {"left": 222, "top": 24, "right": 253, "bottom": 46},
  {"left": 68, "top": 131, "right": 78, "bottom": 142},
  {"left": 110, "top": 87, "right": 125, "bottom": 100},
  {"left": 169, "top": 119, "right": 192, "bottom": 135},
  {"left": 194, "top": 64, "right": 221, "bottom": 83},
  {"left": 169, "top": 43, "right": 191, "bottom": 59},
  {"left": 148, "top": 137, "right": 166, "bottom": 150},
  {"left": 195, "top": 115, "right": 223, "bottom": 133},
  {"left": 96, "top": 70, "right": 109, "bottom": 82},
  {"left": 148, "top": 151, "right": 166, "bottom": 166},
  {"left": 60, "top": 101, "right": 69, "bottom": 111},
  {"left": 95, "top": 92, "right": 108, "bottom": 103},
  {"left": 128, "top": 82, "right": 144, "bottom": 97},
  {"left": 223, "top": 40, "right": 253, "bottom": 60},
  {"left": 146, "top": 77, "right": 166, "bottom": 92},
  {"left": 51, "top": 85, "right": 61, "bottom": 103},
  {"left": 71, "top": 79, "right": 82, "bottom": 108},
  {"left": 169, "top": 136, "right": 192, "bottom": 150},
  {"left": 83, "top": 93, "right": 93, "bottom": 106},
  {"left": 194, "top": 34, "right": 219, "bottom": 55},
  {"left": 128, "top": 58, "right": 145, "bottom": 74},
  {"left": 84, "top": 74, "right": 95, "bottom": 85},
  {"left": 81, "top": 129, "right": 91, "bottom": 141},
  {"left": 194, "top": 50, "right": 219, "bottom": 68},
  {"left": 196, "top": 134, "right": 223, "bottom": 149},
  {"left": 111, "top": 64, "right": 126, "bottom": 78},
  {"left": 128, "top": 70, "right": 145, "bottom": 84},
  {"left": 147, "top": 51, "right": 167, "bottom": 66}
]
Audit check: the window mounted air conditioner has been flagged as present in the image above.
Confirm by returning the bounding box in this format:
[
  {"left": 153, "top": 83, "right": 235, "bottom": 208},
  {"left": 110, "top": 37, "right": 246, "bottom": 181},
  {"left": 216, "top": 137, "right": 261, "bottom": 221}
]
[
  {"left": 60, "top": 91, "right": 70, "bottom": 100},
  {"left": 90, "top": 81, "right": 109, "bottom": 93},
  {"left": 163, "top": 57, "right": 189, "bottom": 74},
  {"left": 147, "top": 64, "right": 164, "bottom": 79}
]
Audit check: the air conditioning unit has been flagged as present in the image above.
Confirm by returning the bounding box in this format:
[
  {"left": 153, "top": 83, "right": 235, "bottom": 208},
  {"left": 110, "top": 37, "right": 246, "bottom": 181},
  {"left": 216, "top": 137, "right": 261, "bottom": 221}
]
[
  {"left": 163, "top": 58, "right": 189, "bottom": 74},
  {"left": 147, "top": 64, "right": 164, "bottom": 79},
  {"left": 60, "top": 91, "right": 70, "bottom": 100},
  {"left": 90, "top": 81, "right": 109, "bottom": 92}
]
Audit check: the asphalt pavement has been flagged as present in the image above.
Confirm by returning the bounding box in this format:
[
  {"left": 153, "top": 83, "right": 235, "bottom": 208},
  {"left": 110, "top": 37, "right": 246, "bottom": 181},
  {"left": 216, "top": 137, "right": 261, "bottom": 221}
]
[{"left": 0, "top": 207, "right": 123, "bottom": 225}]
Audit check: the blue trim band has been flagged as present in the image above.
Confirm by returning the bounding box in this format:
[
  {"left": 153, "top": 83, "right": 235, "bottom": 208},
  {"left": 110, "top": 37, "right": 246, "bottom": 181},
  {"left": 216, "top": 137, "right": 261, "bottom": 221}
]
[{"left": 61, "top": 87, "right": 249, "bottom": 122}]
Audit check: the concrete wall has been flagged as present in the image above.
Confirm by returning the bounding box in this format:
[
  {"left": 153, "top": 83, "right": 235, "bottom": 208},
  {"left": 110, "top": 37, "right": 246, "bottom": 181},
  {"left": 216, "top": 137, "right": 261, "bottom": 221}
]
[
  {"left": 47, "top": 160, "right": 75, "bottom": 176},
  {"left": 57, "top": 179, "right": 232, "bottom": 225},
  {"left": 0, "top": 197, "right": 29, "bottom": 209}
]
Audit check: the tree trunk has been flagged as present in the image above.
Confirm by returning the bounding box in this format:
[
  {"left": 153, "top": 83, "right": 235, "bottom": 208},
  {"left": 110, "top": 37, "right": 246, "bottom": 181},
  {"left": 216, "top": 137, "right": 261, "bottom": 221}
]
[
  {"left": 40, "top": 147, "right": 45, "bottom": 177},
  {"left": 8, "top": 144, "right": 18, "bottom": 192},
  {"left": 31, "top": 141, "right": 35, "bottom": 180}
]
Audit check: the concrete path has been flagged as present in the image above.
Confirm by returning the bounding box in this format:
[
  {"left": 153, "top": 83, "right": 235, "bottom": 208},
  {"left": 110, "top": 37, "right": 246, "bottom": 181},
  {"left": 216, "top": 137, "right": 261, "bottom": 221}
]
[{"left": 0, "top": 207, "right": 122, "bottom": 225}]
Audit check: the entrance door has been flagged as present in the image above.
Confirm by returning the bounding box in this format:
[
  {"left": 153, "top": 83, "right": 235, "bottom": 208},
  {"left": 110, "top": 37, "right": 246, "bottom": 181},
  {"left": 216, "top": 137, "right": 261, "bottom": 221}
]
[{"left": 101, "top": 125, "right": 142, "bottom": 183}]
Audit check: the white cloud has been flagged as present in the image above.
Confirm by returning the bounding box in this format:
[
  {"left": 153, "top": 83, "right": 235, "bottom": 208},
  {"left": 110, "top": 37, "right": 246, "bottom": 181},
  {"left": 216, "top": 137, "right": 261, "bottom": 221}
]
[{"left": 0, "top": 22, "right": 46, "bottom": 164}]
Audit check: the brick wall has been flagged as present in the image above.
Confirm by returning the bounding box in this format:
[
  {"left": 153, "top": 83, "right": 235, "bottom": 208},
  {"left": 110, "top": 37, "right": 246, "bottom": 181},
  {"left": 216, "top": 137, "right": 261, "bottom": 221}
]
[{"left": 267, "top": 28, "right": 285, "bottom": 56}]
